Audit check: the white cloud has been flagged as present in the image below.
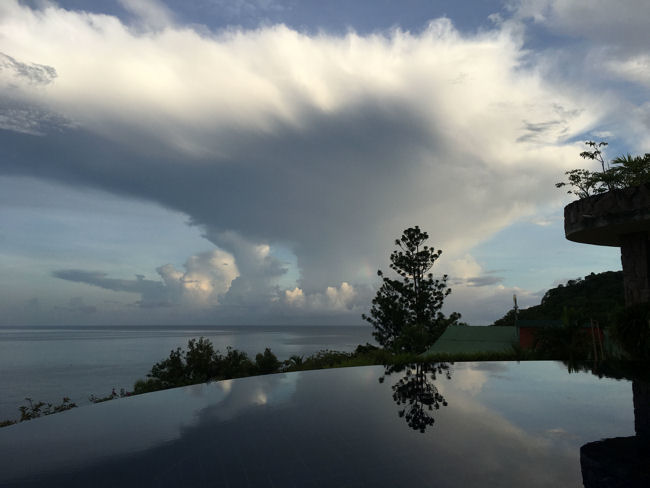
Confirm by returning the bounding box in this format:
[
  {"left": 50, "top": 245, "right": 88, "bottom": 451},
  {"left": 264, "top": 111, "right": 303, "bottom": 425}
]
[
  {"left": 0, "top": 4, "right": 596, "bottom": 158},
  {"left": 0, "top": 1, "right": 640, "bottom": 323},
  {"left": 52, "top": 245, "right": 372, "bottom": 320},
  {"left": 284, "top": 281, "right": 361, "bottom": 311},
  {"left": 440, "top": 253, "right": 540, "bottom": 323},
  {"left": 325, "top": 282, "right": 357, "bottom": 310},
  {"left": 510, "top": 0, "right": 650, "bottom": 50},
  {"left": 284, "top": 286, "right": 305, "bottom": 306},
  {"left": 205, "top": 231, "right": 288, "bottom": 306},
  {"left": 156, "top": 248, "right": 239, "bottom": 305},
  {"left": 447, "top": 255, "right": 483, "bottom": 280},
  {"left": 528, "top": 215, "right": 558, "bottom": 227},
  {"left": 54, "top": 248, "right": 239, "bottom": 308},
  {"left": 509, "top": 1, "right": 650, "bottom": 93},
  {"left": 0, "top": 51, "right": 57, "bottom": 86},
  {"left": 605, "top": 55, "right": 650, "bottom": 88}
]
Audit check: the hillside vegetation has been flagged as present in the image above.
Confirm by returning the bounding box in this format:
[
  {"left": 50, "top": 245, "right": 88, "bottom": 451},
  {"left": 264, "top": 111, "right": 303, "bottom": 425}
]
[{"left": 493, "top": 271, "right": 624, "bottom": 326}]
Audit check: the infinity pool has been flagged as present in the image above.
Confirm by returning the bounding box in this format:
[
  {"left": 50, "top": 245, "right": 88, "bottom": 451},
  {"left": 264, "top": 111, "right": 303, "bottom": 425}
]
[{"left": 0, "top": 361, "right": 646, "bottom": 487}]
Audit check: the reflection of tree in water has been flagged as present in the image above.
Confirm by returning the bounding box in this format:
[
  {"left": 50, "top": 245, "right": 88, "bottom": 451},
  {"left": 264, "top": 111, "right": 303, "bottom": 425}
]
[{"left": 380, "top": 362, "right": 451, "bottom": 433}]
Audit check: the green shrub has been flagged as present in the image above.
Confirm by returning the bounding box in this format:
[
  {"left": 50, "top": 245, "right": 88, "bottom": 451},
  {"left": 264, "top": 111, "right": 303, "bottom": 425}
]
[
  {"left": 185, "top": 337, "right": 219, "bottom": 382},
  {"left": 133, "top": 339, "right": 262, "bottom": 392},
  {"left": 255, "top": 348, "right": 281, "bottom": 374},
  {"left": 19, "top": 397, "right": 77, "bottom": 421},
  {"left": 89, "top": 388, "right": 133, "bottom": 403},
  {"left": 0, "top": 397, "right": 78, "bottom": 427},
  {"left": 148, "top": 347, "right": 187, "bottom": 389},
  {"left": 133, "top": 378, "right": 163, "bottom": 394},
  {"left": 219, "top": 346, "right": 254, "bottom": 378}
]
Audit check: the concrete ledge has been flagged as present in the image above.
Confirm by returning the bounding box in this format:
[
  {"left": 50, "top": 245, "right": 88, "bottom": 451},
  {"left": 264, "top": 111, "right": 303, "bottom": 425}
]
[{"left": 564, "top": 184, "right": 650, "bottom": 246}]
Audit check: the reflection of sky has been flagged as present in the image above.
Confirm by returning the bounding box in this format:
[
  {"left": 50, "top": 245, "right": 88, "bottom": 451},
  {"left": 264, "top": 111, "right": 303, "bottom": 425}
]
[
  {"left": 0, "top": 362, "right": 639, "bottom": 486},
  {"left": 0, "top": 372, "right": 300, "bottom": 481},
  {"left": 448, "top": 361, "right": 635, "bottom": 443}
]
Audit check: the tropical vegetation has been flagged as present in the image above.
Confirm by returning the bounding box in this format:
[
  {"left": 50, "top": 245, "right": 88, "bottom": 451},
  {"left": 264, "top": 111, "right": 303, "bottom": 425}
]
[
  {"left": 493, "top": 271, "right": 624, "bottom": 327},
  {"left": 0, "top": 397, "right": 77, "bottom": 428},
  {"left": 492, "top": 270, "right": 650, "bottom": 360},
  {"left": 556, "top": 140, "right": 650, "bottom": 198}
]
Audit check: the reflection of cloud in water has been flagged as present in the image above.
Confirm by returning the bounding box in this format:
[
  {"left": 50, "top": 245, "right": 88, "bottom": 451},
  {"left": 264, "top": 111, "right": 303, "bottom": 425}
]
[
  {"left": 450, "top": 367, "right": 489, "bottom": 395},
  {"left": 436, "top": 361, "right": 508, "bottom": 396},
  {"left": 256, "top": 391, "right": 268, "bottom": 404},
  {"left": 464, "top": 361, "right": 511, "bottom": 373},
  {"left": 0, "top": 381, "right": 232, "bottom": 479},
  {"left": 435, "top": 383, "right": 577, "bottom": 485},
  {"left": 546, "top": 427, "right": 580, "bottom": 441},
  {"left": 2, "top": 364, "right": 633, "bottom": 487},
  {"left": 1, "top": 374, "right": 299, "bottom": 480},
  {"left": 357, "top": 365, "right": 382, "bottom": 383},
  {"left": 200, "top": 373, "right": 298, "bottom": 422},
  {"left": 220, "top": 378, "right": 232, "bottom": 393}
]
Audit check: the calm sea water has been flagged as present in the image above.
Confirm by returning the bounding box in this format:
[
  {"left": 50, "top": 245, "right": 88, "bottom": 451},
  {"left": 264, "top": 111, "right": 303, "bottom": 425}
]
[{"left": 0, "top": 325, "right": 374, "bottom": 421}]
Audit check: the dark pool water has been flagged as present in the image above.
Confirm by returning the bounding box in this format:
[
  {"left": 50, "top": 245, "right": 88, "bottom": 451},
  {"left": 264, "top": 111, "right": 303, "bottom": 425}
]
[{"left": 0, "top": 361, "right": 646, "bottom": 487}]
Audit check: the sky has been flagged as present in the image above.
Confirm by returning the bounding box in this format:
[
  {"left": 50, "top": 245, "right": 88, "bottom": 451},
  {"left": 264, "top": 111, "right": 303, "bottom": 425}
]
[{"left": 1, "top": 0, "right": 648, "bottom": 326}]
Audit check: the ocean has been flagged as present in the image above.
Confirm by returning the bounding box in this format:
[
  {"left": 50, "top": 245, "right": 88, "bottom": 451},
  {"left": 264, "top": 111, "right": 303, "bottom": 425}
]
[{"left": 0, "top": 325, "right": 374, "bottom": 422}]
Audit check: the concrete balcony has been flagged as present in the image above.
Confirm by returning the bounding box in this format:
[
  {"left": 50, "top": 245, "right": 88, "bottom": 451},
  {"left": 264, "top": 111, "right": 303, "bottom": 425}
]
[{"left": 564, "top": 184, "right": 650, "bottom": 305}]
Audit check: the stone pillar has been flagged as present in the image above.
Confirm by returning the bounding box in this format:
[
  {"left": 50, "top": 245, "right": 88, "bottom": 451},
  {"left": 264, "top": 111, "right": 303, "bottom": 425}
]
[
  {"left": 633, "top": 380, "right": 649, "bottom": 439},
  {"left": 620, "top": 232, "right": 650, "bottom": 306}
]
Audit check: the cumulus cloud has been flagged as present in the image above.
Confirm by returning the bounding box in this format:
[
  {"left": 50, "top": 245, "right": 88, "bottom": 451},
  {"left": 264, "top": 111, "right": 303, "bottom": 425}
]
[
  {"left": 51, "top": 239, "right": 372, "bottom": 319},
  {"left": 157, "top": 248, "right": 239, "bottom": 304},
  {"left": 204, "top": 230, "right": 288, "bottom": 307},
  {"left": 53, "top": 249, "right": 239, "bottom": 308},
  {"left": 1, "top": 1, "right": 638, "bottom": 323},
  {"left": 283, "top": 281, "right": 366, "bottom": 311}
]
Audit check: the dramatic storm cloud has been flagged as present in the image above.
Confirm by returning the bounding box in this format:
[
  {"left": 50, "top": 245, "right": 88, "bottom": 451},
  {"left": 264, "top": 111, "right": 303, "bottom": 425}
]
[{"left": 1, "top": 0, "right": 639, "bottom": 324}]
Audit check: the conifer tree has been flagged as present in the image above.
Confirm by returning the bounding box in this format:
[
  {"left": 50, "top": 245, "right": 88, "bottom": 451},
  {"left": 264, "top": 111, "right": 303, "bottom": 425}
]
[{"left": 363, "top": 226, "right": 461, "bottom": 352}]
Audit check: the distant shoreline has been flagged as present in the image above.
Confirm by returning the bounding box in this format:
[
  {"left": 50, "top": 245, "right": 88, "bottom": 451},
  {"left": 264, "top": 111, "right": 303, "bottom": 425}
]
[{"left": 0, "top": 324, "right": 372, "bottom": 330}]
